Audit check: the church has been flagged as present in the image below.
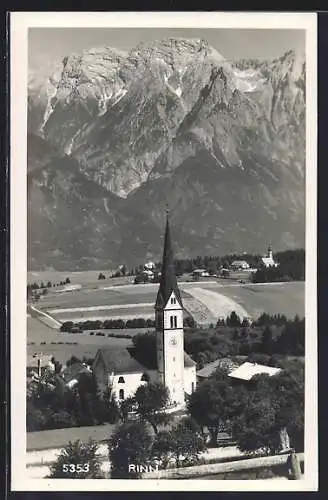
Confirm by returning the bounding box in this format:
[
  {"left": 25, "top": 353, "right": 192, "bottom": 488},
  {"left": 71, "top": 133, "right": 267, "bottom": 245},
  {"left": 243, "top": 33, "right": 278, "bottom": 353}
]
[
  {"left": 93, "top": 214, "right": 196, "bottom": 408},
  {"left": 261, "top": 244, "right": 279, "bottom": 268}
]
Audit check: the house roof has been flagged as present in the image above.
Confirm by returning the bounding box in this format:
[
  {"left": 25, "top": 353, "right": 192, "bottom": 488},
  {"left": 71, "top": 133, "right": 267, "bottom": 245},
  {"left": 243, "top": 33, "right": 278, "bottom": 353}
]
[
  {"left": 93, "top": 347, "right": 195, "bottom": 374},
  {"left": 155, "top": 215, "right": 182, "bottom": 309},
  {"left": 197, "top": 358, "right": 240, "bottom": 378},
  {"left": 27, "top": 353, "right": 54, "bottom": 368},
  {"left": 183, "top": 352, "right": 196, "bottom": 368},
  {"left": 228, "top": 361, "right": 281, "bottom": 381},
  {"left": 61, "top": 362, "right": 91, "bottom": 383}
]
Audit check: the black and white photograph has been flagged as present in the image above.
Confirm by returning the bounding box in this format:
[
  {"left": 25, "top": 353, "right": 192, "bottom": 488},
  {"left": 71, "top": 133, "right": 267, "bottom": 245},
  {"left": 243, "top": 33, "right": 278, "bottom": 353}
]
[{"left": 10, "top": 11, "right": 317, "bottom": 491}]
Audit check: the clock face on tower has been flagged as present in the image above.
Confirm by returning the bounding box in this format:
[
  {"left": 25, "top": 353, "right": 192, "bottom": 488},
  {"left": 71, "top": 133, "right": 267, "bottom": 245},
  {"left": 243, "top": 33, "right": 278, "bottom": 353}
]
[{"left": 170, "top": 336, "right": 177, "bottom": 346}]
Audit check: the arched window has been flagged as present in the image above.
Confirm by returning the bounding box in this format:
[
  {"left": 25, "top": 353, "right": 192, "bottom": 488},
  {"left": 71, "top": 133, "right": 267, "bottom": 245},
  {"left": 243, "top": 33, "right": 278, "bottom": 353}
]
[
  {"left": 191, "top": 382, "right": 195, "bottom": 393},
  {"left": 119, "top": 389, "right": 124, "bottom": 400},
  {"left": 118, "top": 376, "right": 125, "bottom": 383},
  {"left": 141, "top": 373, "right": 150, "bottom": 382},
  {"left": 171, "top": 297, "right": 176, "bottom": 304}
]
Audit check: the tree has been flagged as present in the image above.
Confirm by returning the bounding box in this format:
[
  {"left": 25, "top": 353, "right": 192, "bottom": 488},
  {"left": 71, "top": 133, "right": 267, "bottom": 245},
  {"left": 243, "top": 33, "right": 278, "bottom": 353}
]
[
  {"left": 188, "top": 371, "right": 245, "bottom": 446},
  {"left": 118, "top": 396, "right": 136, "bottom": 423},
  {"left": 133, "top": 383, "right": 169, "bottom": 434},
  {"left": 261, "top": 326, "right": 274, "bottom": 355},
  {"left": 231, "top": 391, "right": 281, "bottom": 455},
  {"left": 103, "top": 388, "right": 120, "bottom": 424},
  {"left": 241, "top": 317, "right": 250, "bottom": 327},
  {"left": 65, "top": 277, "right": 71, "bottom": 284},
  {"left": 151, "top": 430, "right": 175, "bottom": 469},
  {"left": 60, "top": 321, "right": 74, "bottom": 333},
  {"left": 76, "top": 372, "right": 104, "bottom": 426},
  {"left": 184, "top": 316, "right": 196, "bottom": 328},
  {"left": 171, "top": 417, "right": 206, "bottom": 467},
  {"left": 232, "top": 366, "right": 304, "bottom": 455},
  {"left": 152, "top": 417, "right": 206, "bottom": 469},
  {"left": 49, "top": 439, "right": 103, "bottom": 478},
  {"left": 269, "top": 365, "right": 304, "bottom": 452},
  {"left": 226, "top": 311, "right": 241, "bottom": 327},
  {"left": 206, "top": 260, "right": 218, "bottom": 276},
  {"left": 109, "top": 422, "right": 153, "bottom": 478},
  {"left": 132, "top": 332, "right": 157, "bottom": 367}
]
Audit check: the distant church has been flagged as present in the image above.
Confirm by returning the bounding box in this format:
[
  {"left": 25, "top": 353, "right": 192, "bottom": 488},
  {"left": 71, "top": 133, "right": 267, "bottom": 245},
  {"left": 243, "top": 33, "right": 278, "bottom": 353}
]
[
  {"left": 93, "top": 214, "right": 196, "bottom": 408},
  {"left": 261, "top": 244, "right": 279, "bottom": 268}
]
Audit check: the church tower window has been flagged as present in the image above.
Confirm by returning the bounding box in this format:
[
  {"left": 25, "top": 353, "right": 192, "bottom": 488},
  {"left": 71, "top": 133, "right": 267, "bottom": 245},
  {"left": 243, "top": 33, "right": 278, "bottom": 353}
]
[
  {"left": 170, "top": 315, "right": 177, "bottom": 328},
  {"left": 118, "top": 376, "right": 125, "bottom": 383},
  {"left": 171, "top": 297, "right": 176, "bottom": 304},
  {"left": 119, "top": 389, "right": 124, "bottom": 400}
]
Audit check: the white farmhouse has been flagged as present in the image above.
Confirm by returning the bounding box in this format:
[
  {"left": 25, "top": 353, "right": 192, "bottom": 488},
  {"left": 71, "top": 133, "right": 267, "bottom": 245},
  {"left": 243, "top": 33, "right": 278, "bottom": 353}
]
[
  {"left": 231, "top": 260, "right": 250, "bottom": 270},
  {"left": 93, "top": 215, "right": 196, "bottom": 408}
]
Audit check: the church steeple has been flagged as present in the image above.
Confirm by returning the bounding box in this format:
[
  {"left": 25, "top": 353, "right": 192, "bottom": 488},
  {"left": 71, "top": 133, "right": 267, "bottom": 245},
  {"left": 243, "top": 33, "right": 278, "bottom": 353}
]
[
  {"left": 155, "top": 207, "right": 185, "bottom": 407},
  {"left": 155, "top": 209, "right": 182, "bottom": 309}
]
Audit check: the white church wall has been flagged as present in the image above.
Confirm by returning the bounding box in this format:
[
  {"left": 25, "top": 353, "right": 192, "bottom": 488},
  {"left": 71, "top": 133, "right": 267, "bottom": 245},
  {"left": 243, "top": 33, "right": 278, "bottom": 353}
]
[
  {"left": 184, "top": 365, "right": 197, "bottom": 395},
  {"left": 111, "top": 372, "right": 147, "bottom": 401}
]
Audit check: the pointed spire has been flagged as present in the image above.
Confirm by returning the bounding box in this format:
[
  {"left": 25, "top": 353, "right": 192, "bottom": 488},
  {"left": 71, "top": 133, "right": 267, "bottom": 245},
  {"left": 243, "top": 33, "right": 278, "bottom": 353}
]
[{"left": 155, "top": 207, "right": 182, "bottom": 309}]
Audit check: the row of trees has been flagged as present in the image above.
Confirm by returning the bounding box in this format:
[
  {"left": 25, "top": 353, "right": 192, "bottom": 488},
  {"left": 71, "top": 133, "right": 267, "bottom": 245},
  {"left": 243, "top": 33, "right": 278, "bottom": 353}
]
[
  {"left": 27, "top": 277, "right": 71, "bottom": 298},
  {"left": 48, "top": 361, "right": 304, "bottom": 478},
  {"left": 28, "top": 277, "right": 71, "bottom": 291},
  {"left": 60, "top": 316, "right": 196, "bottom": 333}
]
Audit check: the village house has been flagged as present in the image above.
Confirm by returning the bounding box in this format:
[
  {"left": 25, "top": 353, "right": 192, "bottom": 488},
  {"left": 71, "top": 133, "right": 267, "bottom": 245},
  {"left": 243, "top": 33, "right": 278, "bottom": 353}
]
[{"left": 231, "top": 260, "right": 250, "bottom": 270}]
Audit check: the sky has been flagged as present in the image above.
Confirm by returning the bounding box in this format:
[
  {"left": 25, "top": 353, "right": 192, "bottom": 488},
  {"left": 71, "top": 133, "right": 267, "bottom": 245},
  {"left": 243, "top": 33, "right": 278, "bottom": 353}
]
[{"left": 29, "top": 28, "right": 305, "bottom": 69}]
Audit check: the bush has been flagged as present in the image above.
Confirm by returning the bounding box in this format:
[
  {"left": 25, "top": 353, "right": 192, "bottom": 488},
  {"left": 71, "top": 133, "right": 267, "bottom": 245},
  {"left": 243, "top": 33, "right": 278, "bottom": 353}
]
[
  {"left": 49, "top": 410, "right": 77, "bottom": 429},
  {"left": 49, "top": 439, "right": 104, "bottom": 478}
]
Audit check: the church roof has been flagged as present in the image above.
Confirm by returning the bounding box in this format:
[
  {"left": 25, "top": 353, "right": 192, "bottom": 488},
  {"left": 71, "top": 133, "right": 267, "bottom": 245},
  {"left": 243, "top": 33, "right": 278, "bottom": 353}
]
[
  {"left": 93, "top": 347, "right": 146, "bottom": 374},
  {"left": 155, "top": 215, "right": 182, "bottom": 309},
  {"left": 93, "top": 347, "right": 195, "bottom": 374}
]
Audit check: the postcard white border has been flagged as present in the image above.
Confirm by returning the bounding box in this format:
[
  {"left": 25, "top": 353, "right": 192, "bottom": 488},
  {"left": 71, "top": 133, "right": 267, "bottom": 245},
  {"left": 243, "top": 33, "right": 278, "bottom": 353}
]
[{"left": 10, "top": 11, "right": 318, "bottom": 492}]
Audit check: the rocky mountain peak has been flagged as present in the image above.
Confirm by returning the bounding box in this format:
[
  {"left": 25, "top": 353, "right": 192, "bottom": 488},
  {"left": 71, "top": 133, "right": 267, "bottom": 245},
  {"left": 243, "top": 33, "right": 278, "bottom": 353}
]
[{"left": 27, "top": 39, "right": 306, "bottom": 270}]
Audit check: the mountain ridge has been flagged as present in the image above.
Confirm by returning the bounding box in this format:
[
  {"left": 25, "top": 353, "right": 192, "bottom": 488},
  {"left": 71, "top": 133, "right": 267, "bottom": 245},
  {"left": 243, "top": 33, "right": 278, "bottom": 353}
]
[{"left": 28, "top": 39, "right": 305, "bottom": 270}]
